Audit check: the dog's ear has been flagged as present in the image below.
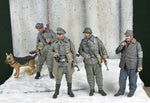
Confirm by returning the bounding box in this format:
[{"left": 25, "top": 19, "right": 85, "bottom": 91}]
[{"left": 6, "top": 53, "right": 8, "bottom": 56}]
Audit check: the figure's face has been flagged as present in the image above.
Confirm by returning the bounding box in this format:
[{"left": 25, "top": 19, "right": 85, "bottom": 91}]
[
  {"left": 125, "top": 35, "right": 133, "bottom": 42},
  {"left": 84, "top": 33, "right": 91, "bottom": 39},
  {"left": 57, "top": 34, "right": 65, "bottom": 40},
  {"left": 38, "top": 27, "right": 45, "bottom": 33}
]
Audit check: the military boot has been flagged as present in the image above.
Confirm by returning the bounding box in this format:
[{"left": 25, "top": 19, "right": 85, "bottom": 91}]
[
  {"left": 53, "top": 84, "right": 60, "bottom": 99},
  {"left": 35, "top": 72, "right": 40, "bottom": 79},
  {"left": 99, "top": 89, "right": 107, "bottom": 96},
  {"left": 49, "top": 72, "right": 54, "bottom": 79},
  {"left": 67, "top": 83, "right": 75, "bottom": 97},
  {"left": 89, "top": 89, "right": 95, "bottom": 96}
]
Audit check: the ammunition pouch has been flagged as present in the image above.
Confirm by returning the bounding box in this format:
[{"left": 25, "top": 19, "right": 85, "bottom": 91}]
[
  {"left": 66, "top": 52, "right": 73, "bottom": 63},
  {"left": 96, "top": 54, "right": 102, "bottom": 64}
]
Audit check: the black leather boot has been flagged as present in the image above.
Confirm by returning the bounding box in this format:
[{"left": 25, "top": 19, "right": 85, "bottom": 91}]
[
  {"left": 35, "top": 72, "right": 40, "bottom": 79},
  {"left": 49, "top": 72, "right": 54, "bottom": 79},
  {"left": 99, "top": 89, "right": 107, "bottom": 96},
  {"left": 89, "top": 89, "right": 95, "bottom": 96},
  {"left": 67, "top": 83, "right": 75, "bottom": 97},
  {"left": 53, "top": 84, "right": 60, "bottom": 99}
]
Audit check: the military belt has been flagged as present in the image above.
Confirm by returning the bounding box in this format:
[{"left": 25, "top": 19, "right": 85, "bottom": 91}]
[{"left": 59, "top": 55, "right": 67, "bottom": 63}]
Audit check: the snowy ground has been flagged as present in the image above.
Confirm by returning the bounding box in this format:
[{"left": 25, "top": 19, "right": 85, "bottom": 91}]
[{"left": 0, "top": 59, "right": 149, "bottom": 103}]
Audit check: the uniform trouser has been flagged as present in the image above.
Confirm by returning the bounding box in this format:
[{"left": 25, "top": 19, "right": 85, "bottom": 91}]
[
  {"left": 53, "top": 62, "right": 74, "bottom": 84},
  {"left": 118, "top": 68, "right": 137, "bottom": 94},
  {"left": 85, "top": 63, "right": 103, "bottom": 90},
  {"left": 36, "top": 45, "right": 53, "bottom": 73}
]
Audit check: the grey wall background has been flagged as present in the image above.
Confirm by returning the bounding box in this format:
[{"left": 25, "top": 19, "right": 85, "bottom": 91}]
[{"left": 9, "top": 0, "right": 133, "bottom": 58}]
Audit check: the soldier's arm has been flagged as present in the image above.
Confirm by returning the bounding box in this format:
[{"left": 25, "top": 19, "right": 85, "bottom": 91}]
[
  {"left": 98, "top": 38, "right": 108, "bottom": 55},
  {"left": 78, "top": 40, "right": 87, "bottom": 57},
  {"left": 36, "top": 34, "right": 40, "bottom": 51},
  {"left": 137, "top": 42, "right": 143, "bottom": 68},
  {"left": 70, "top": 40, "right": 77, "bottom": 63}
]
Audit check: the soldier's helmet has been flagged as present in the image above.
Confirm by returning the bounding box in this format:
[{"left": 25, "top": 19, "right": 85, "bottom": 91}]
[
  {"left": 125, "top": 30, "right": 133, "bottom": 36},
  {"left": 83, "top": 27, "right": 93, "bottom": 34},
  {"left": 35, "top": 23, "right": 43, "bottom": 29},
  {"left": 57, "top": 27, "right": 66, "bottom": 34}
]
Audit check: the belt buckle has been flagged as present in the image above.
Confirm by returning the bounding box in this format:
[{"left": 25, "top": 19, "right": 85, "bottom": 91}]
[{"left": 60, "top": 58, "right": 66, "bottom": 62}]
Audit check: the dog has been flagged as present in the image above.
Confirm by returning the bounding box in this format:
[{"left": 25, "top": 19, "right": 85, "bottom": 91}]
[{"left": 5, "top": 50, "right": 37, "bottom": 78}]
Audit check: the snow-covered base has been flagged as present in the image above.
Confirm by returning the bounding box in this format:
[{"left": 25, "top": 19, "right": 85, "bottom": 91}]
[{"left": 0, "top": 59, "right": 149, "bottom": 103}]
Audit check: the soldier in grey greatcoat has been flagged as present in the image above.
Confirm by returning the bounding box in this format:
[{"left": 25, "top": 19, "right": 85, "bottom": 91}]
[
  {"left": 34, "top": 23, "right": 56, "bottom": 79},
  {"left": 51, "top": 27, "right": 77, "bottom": 99},
  {"left": 114, "top": 30, "right": 143, "bottom": 97},
  {"left": 78, "top": 27, "right": 108, "bottom": 96}
]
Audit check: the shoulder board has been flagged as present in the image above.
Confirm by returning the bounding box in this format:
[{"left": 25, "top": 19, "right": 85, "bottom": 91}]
[
  {"left": 64, "top": 37, "right": 69, "bottom": 43},
  {"left": 45, "top": 28, "right": 50, "bottom": 33},
  {"left": 54, "top": 38, "right": 59, "bottom": 43}
]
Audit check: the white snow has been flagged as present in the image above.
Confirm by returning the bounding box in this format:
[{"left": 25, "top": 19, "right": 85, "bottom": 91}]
[{"left": 0, "top": 59, "right": 149, "bottom": 103}]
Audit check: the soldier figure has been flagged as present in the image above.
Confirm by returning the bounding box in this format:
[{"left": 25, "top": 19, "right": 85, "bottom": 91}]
[
  {"left": 78, "top": 27, "right": 108, "bottom": 96},
  {"left": 114, "top": 30, "right": 143, "bottom": 97},
  {"left": 51, "top": 27, "right": 77, "bottom": 99},
  {"left": 35, "top": 23, "right": 56, "bottom": 79}
]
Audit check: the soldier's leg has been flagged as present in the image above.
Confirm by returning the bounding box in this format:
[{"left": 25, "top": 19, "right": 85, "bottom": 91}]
[
  {"left": 95, "top": 64, "right": 103, "bottom": 90},
  {"left": 66, "top": 63, "right": 75, "bottom": 97},
  {"left": 54, "top": 66, "right": 63, "bottom": 84},
  {"left": 36, "top": 46, "right": 47, "bottom": 73},
  {"left": 85, "top": 64, "right": 95, "bottom": 96},
  {"left": 46, "top": 55, "right": 54, "bottom": 79},
  {"left": 35, "top": 53, "right": 46, "bottom": 79},
  {"left": 36, "top": 54, "right": 46, "bottom": 72},
  {"left": 85, "top": 64, "right": 95, "bottom": 89},
  {"left": 45, "top": 45, "right": 54, "bottom": 71},
  {"left": 95, "top": 64, "right": 107, "bottom": 96},
  {"left": 66, "top": 63, "right": 74, "bottom": 83},
  {"left": 128, "top": 69, "right": 137, "bottom": 97},
  {"left": 53, "top": 65, "right": 63, "bottom": 99}
]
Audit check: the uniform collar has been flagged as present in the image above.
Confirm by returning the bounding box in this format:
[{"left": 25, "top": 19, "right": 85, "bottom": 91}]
[
  {"left": 55, "top": 37, "right": 69, "bottom": 43},
  {"left": 45, "top": 28, "right": 50, "bottom": 33},
  {"left": 84, "top": 35, "right": 95, "bottom": 42},
  {"left": 131, "top": 38, "right": 136, "bottom": 44},
  {"left": 124, "top": 38, "right": 136, "bottom": 44}
]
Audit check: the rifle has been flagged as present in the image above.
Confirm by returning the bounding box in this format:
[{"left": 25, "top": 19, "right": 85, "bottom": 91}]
[
  {"left": 103, "top": 59, "right": 109, "bottom": 71},
  {"left": 86, "top": 41, "right": 109, "bottom": 71},
  {"left": 46, "top": 24, "right": 50, "bottom": 29}
]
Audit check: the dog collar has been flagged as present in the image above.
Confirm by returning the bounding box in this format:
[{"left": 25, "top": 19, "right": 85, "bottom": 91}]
[{"left": 10, "top": 61, "right": 17, "bottom": 65}]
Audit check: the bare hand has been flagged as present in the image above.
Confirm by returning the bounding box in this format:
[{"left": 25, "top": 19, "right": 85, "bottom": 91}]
[
  {"left": 37, "top": 52, "right": 40, "bottom": 56},
  {"left": 53, "top": 53, "right": 59, "bottom": 57},
  {"left": 103, "top": 55, "right": 108, "bottom": 59},
  {"left": 73, "top": 62, "right": 77, "bottom": 66},
  {"left": 85, "top": 54, "right": 90, "bottom": 59},
  {"left": 120, "top": 42, "right": 126, "bottom": 47},
  {"left": 46, "top": 38, "right": 51, "bottom": 43},
  {"left": 138, "top": 67, "right": 143, "bottom": 72}
]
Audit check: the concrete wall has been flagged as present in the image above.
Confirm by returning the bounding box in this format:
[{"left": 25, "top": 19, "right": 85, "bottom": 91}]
[{"left": 9, "top": 0, "right": 133, "bottom": 58}]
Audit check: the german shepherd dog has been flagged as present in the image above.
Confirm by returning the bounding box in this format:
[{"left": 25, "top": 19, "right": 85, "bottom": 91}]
[{"left": 5, "top": 50, "right": 37, "bottom": 78}]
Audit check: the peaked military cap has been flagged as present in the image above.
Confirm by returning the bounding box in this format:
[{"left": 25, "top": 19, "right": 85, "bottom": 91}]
[
  {"left": 35, "top": 23, "right": 44, "bottom": 29},
  {"left": 57, "top": 27, "right": 66, "bottom": 34},
  {"left": 83, "top": 27, "right": 93, "bottom": 34},
  {"left": 125, "top": 30, "right": 133, "bottom": 36}
]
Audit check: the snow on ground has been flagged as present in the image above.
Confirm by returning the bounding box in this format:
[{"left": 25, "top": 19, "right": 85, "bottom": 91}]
[{"left": 0, "top": 59, "right": 149, "bottom": 103}]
